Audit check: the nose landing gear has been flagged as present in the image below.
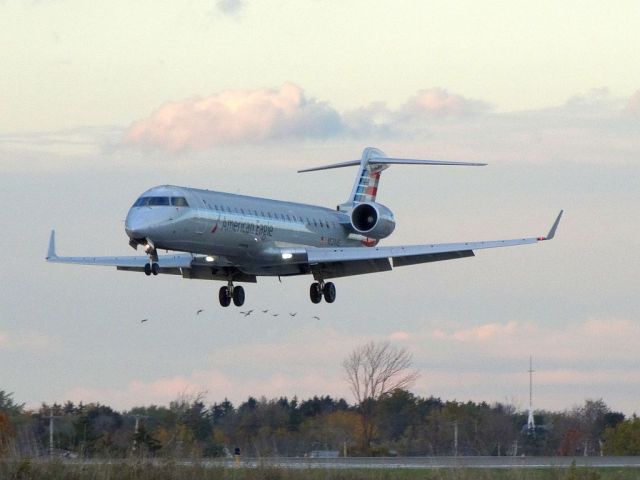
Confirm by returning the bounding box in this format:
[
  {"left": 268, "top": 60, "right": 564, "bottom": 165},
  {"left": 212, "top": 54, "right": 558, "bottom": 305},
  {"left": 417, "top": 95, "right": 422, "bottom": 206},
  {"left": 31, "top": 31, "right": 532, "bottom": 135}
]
[
  {"left": 144, "top": 262, "right": 160, "bottom": 276},
  {"left": 309, "top": 280, "right": 336, "bottom": 304},
  {"left": 143, "top": 243, "right": 159, "bottom": 276},
  {"left": 219, "top": 282, "right": 245, "bottom": 307}
]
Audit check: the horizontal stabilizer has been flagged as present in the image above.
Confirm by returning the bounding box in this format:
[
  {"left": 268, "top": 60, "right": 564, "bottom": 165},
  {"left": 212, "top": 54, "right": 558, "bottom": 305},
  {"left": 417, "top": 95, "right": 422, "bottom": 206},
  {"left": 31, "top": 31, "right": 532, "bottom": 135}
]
[{"left": 298, "top": 157, "right": 486, "bottom": 173}]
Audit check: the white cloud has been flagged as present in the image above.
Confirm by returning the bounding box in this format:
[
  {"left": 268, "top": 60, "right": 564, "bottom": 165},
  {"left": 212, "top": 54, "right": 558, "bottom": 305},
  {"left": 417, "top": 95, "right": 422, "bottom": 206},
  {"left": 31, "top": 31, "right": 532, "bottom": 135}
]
[
  {"left": 120, "top": 85, "right": 640, "bottom": 166},
  {"left": 0, "top": 330, "right": 55, "bottom": 353},
  {"left": 125, "top": 84, "right": 343, "bottom": 151},
  {"left": 400, "top": 87, "right": 491, "bottom": 118},
  {"left": 215, "top": 0, "right": 245, "bottom": 16},
  {"left": 625, "top": 89, "right": 640, "bottom": 114}
]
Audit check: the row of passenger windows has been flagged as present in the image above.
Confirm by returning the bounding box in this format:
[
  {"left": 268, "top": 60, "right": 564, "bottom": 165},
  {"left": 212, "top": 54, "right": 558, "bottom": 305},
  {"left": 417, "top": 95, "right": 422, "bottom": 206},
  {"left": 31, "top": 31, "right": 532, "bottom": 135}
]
[
  {"left": 204, "top": 200, "right": 337, "bottom": 229},
  {"left": 133, "top": 196, "right": 189, "bottom": 207},
  {"left": 132, "top": 195, "right": 336, "bottom": 229}
]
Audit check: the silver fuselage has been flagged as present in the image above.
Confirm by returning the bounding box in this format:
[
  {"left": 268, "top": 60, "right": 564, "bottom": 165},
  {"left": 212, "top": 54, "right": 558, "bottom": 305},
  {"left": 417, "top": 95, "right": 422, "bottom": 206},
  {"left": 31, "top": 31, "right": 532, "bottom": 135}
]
[{"left": 124, "top": 185, "right": 373, "bottom": 276}]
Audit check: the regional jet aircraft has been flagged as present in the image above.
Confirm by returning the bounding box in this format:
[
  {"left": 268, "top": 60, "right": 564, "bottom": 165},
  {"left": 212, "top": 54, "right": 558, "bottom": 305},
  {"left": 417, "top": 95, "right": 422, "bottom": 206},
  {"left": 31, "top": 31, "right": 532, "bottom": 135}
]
[{"left": 46, "top": 147, "right": 562, "bottom": 307}]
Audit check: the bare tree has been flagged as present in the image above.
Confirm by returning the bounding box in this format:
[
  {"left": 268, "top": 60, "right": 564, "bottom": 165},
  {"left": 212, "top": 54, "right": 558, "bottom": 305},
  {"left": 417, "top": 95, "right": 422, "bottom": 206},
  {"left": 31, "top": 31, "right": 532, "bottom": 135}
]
[{"left": 343, "top": 341, "right": 419, "bottom": 453}]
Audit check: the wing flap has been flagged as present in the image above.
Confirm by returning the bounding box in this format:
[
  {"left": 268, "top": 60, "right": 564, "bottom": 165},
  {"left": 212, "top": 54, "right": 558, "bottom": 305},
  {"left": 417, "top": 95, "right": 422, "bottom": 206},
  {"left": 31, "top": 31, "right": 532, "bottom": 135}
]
[
  {"left": 306, "top": 237, "right": 539, "bottom": 265},
  {"left": 311, "top": 258, "right": 392, "bottom": 279},
  {"left": 392, "top": 250, "right": 474, "bottom": 267}
]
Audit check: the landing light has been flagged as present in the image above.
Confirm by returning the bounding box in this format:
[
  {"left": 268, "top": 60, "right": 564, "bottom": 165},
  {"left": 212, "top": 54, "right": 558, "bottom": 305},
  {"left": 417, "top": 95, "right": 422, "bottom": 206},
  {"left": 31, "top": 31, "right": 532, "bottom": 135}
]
[
  {"left": 205, "top": 256, "right": 215, "bottom": 262},
  {"left": 281, "top": 253, "right": 293, "bottom": 260}
]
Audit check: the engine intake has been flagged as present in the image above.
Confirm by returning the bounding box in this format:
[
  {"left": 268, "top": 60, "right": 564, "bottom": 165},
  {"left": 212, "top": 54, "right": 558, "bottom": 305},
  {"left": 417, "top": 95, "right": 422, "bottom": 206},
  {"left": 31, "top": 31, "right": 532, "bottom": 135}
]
[{"left": 350, "top": 202, "right": 395, "bottom": 239}]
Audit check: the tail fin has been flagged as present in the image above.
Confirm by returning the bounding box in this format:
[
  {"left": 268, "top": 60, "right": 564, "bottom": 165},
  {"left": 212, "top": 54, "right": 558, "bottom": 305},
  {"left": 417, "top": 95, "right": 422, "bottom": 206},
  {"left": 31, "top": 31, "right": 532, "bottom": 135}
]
[
  {"left": 298, "top": 147, "right": 486, "bottom": 205},
  {"left": 350, "top": 147, "right": 388, "bottom": 203}
]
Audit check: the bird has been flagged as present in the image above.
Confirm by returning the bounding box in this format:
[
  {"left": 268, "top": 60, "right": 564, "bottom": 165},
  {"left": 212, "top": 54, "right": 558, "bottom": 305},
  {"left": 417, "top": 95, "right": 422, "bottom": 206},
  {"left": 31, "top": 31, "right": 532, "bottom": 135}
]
[
  {"left": 312, "top": 316, "right": 320, "bottom": 320},
  {"left": 272, "top": 313, "right": 279, "bottom": 317},
  {"left": 289, "top": 313, "right": 297, "bottom": 317},
  {"left": 140, "top": 319, "right": 148, "bottom": 323},
  {"left": 240, "top": 310, "right": 253, "bottom": 317},
  {"left": 262, "top": 309, "right": 269, "bottom": 313},
  {"left": 196, "top": 309, "right": 204, "bottom": 315}
]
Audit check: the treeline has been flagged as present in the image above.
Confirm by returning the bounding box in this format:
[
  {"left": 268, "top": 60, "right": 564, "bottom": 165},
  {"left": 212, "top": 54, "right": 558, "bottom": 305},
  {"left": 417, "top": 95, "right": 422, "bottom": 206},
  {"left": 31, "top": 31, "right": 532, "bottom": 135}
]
[{"left": 1, "top": 389, "right": 639, "bottom": 458}]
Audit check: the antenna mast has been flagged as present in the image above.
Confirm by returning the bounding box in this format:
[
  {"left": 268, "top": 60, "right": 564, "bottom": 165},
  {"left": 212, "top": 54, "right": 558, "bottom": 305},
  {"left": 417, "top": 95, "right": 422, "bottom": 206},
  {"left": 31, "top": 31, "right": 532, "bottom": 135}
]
[{"left": 527, "top": 356, "right": 535, "bottom": 433}]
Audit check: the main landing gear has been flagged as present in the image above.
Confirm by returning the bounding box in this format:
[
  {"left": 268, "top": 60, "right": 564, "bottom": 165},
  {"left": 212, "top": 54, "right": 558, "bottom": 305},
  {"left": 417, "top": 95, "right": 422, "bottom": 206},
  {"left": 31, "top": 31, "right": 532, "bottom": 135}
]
[
  {"left": 309, "top": 280, "right": 336, "bottom": 304},
  {"left": 219, "top": 282, "right": 245, "bottom": 307}
]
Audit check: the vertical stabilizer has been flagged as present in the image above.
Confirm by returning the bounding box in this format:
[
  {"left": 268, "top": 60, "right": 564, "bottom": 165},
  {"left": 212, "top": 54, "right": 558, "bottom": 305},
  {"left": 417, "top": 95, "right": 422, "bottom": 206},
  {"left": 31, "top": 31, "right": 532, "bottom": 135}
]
[{"left": 348, "top": 147, "right": 389, "bottom": 204}]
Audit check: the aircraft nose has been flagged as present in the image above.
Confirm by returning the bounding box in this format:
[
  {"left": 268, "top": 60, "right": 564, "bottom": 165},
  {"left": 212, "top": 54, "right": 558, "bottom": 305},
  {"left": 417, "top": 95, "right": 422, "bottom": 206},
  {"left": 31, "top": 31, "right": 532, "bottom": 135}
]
[{"left": 125, "top": 211, "right": 150, "bottom": 239}]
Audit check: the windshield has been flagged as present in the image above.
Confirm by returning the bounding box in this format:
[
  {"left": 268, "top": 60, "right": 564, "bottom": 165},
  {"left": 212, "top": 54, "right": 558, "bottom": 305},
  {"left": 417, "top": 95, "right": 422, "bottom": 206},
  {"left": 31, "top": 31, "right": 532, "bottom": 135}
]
[{"left": 132, "top": 196, "right": 189, "bottom": 207}]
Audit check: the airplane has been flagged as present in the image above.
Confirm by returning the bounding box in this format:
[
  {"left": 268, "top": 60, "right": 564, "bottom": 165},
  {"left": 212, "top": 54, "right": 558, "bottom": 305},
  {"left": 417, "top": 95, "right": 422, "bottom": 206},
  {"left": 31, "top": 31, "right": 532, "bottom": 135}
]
[{"left": 46, "top": 147, "right": 563, "bottom": 307}]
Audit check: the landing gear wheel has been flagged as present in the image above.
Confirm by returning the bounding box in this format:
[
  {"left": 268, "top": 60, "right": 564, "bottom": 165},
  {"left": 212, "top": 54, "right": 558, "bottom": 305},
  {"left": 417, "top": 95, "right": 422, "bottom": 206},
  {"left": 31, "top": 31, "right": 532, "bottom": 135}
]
[
  {"left": 309, "top": 282, "right": 322, "bottom": 304},
  {"left": 323, "top": 282, "right": 336, "bottom": 303},
  {"left": 219, "top": 286, "right": 231, "bottom": 307},
  {"left": 232, "top": 286, "right": 245, "bottom": 307},
  {"left": 144, "top": 263, "right": 152, "bottom": 276},
  {"left": 151, "top": 262, "right": 159, "bottom": 276}
]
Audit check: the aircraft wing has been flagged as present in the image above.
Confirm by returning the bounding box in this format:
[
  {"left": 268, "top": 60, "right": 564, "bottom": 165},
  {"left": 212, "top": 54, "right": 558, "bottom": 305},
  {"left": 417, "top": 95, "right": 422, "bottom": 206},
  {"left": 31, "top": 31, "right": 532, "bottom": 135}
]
[
  {"left": 46, "top": 231, "right": 193, "bottom": 267},
  {"left": 302, "top": 210, "right": 563, "bottom": 279},
  {"left": 45, "top": 230, "right": 257, "bottom": 282}
]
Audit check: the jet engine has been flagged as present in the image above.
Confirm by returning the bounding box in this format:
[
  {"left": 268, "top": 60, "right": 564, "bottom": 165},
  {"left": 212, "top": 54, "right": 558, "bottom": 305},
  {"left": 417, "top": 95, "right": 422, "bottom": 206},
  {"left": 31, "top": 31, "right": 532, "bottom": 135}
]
[{"left": 349, "top": 202, "right": 395, "bottom": 239}]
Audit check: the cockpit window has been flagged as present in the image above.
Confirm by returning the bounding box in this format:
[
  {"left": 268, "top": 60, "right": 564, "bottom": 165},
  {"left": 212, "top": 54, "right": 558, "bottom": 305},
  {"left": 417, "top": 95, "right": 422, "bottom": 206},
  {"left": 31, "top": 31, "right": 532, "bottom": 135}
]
[
  {"left": 133, "top": 196, "right": 173, "bottom": 207},
  {"left": 171, "top": 197, "right": 189, "bottom": 207},
  {"left": 148, "top": 197, "right": 170, "bottom": 206}
]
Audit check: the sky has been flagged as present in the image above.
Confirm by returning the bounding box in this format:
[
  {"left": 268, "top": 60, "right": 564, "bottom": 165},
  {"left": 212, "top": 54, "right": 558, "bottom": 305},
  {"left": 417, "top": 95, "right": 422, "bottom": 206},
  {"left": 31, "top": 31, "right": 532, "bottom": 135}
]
[{"left": 1, "top": 1, "right": 640, "bottom": 416}]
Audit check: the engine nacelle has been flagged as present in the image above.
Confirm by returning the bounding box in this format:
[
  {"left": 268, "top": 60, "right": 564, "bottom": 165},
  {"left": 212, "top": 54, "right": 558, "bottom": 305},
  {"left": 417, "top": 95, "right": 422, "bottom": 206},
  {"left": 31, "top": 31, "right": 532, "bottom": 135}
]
[{"left": 349, "top": 202, "right": 396, "bottom": 239}]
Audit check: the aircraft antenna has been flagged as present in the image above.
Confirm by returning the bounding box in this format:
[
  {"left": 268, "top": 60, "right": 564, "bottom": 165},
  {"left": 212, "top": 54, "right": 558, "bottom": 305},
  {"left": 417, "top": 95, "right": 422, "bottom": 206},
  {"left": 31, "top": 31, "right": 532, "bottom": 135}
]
[{"left": 526, "top": 356, "right": 536, "bottom": 433}]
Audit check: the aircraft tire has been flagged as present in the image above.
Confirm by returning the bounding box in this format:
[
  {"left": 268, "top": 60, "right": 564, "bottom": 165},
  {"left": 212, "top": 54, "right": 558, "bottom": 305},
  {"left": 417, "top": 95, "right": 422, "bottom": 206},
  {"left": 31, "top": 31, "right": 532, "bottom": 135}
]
[
  {"left": 309, "top": 283, "right": 322, "bottom": 304},
  {"left": 144, "top": 263, "right": 152, "bottom": 276},
  {"left": 151, "top": 262, "right": 160, "bottom": 275},
  {"left": 323, "top": 282, "right": 336, "bottom": 303},
  {"left": 219, "top": 286, "right": 231, "bottom": 307},
  {"left": 232, "top": 286, "right": 245, "bottom": 307}
]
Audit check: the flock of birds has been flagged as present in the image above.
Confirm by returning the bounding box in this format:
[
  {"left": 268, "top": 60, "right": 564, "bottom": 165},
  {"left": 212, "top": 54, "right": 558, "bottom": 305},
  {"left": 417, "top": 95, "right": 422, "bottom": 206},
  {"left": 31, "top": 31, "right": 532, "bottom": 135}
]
[{"left": 141, "top": 309, "right": 320, "bottom": 323}]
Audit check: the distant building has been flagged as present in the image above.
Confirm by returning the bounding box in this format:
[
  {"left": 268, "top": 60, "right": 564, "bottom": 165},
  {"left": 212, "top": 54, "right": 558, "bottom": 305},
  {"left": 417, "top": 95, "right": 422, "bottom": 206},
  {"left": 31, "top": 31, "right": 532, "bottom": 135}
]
[{"left": 309, "top": 450, "right": 340, "bottom": 458}]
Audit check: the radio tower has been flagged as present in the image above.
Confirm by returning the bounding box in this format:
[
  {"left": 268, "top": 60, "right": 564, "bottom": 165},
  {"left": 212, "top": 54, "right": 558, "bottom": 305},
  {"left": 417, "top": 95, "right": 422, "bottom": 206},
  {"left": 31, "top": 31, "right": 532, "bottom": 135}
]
[{"left": 526, "top": 356, "right": 535, "bottom": 434}]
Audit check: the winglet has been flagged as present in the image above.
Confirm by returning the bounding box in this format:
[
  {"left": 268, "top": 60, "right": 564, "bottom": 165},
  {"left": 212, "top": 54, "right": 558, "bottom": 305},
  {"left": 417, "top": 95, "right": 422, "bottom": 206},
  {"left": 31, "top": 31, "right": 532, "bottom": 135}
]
[
  {"left": 537, "top": 210, "right": 563, "bottom": 241},
  {"left": 47, "top": 230, "right": 57, "bottom": 260}
]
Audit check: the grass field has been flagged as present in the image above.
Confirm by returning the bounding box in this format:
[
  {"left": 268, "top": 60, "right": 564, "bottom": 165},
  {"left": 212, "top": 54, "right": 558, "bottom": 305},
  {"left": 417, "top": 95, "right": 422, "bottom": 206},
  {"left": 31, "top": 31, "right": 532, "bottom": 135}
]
[{"left": 2, "top": 459, "right": 640, "bottom": 480}]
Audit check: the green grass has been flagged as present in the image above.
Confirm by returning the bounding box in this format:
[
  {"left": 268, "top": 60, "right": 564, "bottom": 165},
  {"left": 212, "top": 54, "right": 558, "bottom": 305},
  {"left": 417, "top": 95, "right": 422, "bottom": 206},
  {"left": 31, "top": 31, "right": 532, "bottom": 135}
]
[{"left": 1, "top": 459, "right": 639, "bottom": 480}]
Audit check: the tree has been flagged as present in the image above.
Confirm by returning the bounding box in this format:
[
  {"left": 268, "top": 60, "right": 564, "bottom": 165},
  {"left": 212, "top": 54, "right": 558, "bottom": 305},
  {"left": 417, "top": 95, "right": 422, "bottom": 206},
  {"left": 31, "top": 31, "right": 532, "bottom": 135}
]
[
  {"left": 603, "top": 416, "right": 640, "bottom": 455},
  {"left": 343, "top": 341, "right": 419, "bottom": 453}
]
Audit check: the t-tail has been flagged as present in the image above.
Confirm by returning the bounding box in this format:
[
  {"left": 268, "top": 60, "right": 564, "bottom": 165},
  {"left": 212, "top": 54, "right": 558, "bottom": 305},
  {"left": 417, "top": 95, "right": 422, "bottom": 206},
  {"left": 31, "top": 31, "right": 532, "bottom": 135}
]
[
  {"left": 299, "top": 147, "right": 486, "bottom": 247},
  {"left": 299, "top": 146, "right": 486, "bottom": 207}
]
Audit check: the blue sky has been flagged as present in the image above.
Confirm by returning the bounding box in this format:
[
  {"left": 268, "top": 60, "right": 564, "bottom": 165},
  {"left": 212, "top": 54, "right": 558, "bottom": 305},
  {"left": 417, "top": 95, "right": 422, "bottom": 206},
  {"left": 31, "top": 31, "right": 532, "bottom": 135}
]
[{"left": 1, "top": 0, "right": 639, "bottom": 415}]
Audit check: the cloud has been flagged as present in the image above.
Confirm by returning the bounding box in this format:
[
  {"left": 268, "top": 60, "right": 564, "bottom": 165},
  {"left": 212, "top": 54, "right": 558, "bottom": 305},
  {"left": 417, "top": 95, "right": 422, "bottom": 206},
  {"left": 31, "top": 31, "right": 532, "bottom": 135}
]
[
  {"left": 125, "top": 84, "right": 343, "bottom": 151},
  {"left": 410, "top": 317, "right": 640, "bottom": 367},
  {"left": 389, "top": 330, "right": 410, "bottom": 341},
  {"left": 216, "top": 0, "right": 245, "bottom": 15},
  {"left": 64, "top": 369, "right": 346, "bottom": 410},
  {"left": 0, "top": 330, "right": 55, "bottom": 352},
  {"left": 625, "top": 89, "right": 640, "bottom": 114},
  {"left": 8, "top": 86, "right": 639, "bottom": 168},
  {"left": 401, "top": 87, "right": 492, "bottom": 118}
]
